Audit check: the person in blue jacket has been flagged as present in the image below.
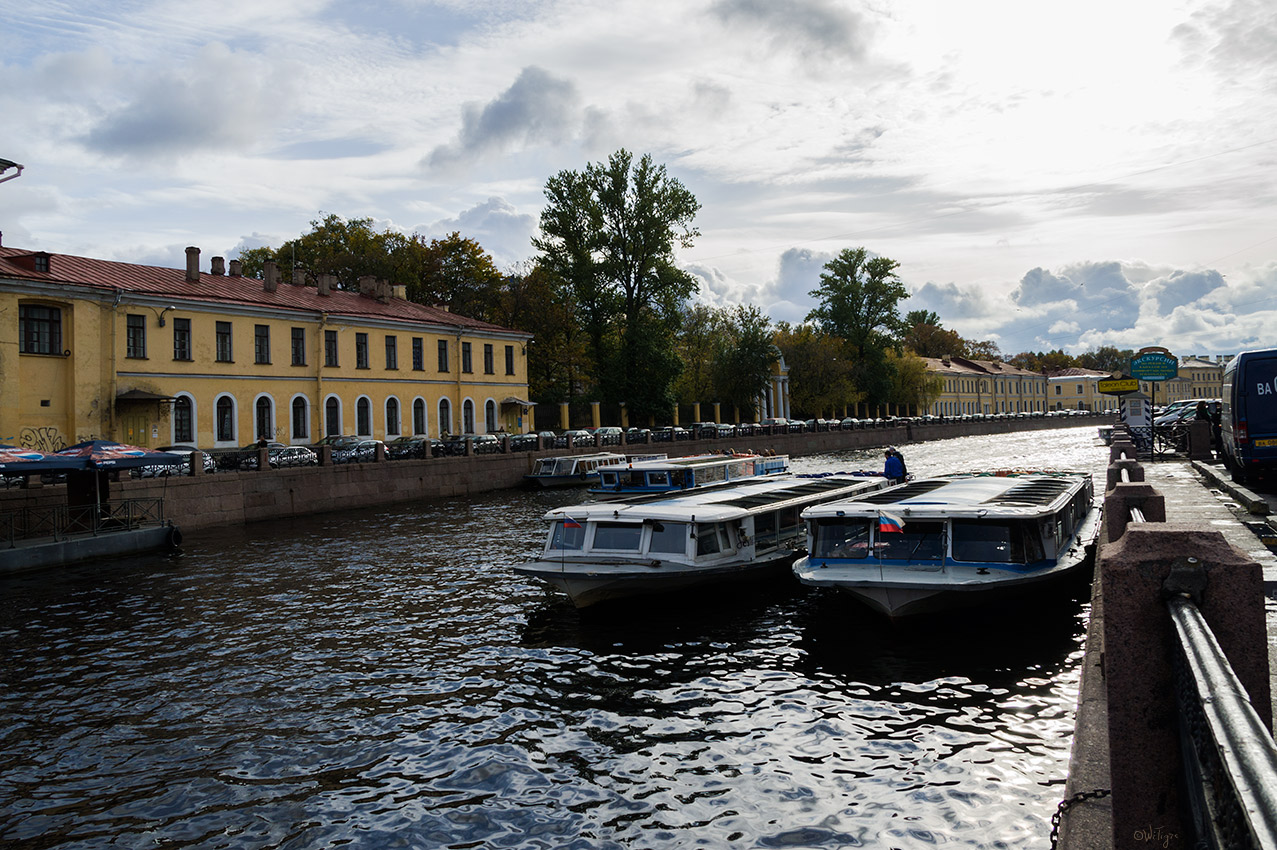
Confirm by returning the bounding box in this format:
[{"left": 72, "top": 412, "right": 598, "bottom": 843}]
[{"left": 883, "top": 448, "right": 905, "bottom": 483}]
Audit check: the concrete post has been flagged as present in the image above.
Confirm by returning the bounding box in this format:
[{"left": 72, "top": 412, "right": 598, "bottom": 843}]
[
  {"left": 374, "top": 442, "right": 386, "bottom": 462},
  {"left": 317, "top": 446, "right": 332, "bottom": 466},
  {"left": 693, "top": 403, "right": 701, "bottom": 423},
  {"left": 590, "top": 401, "right": 601, "bottom": 430},
  {"left": 713, "top": 402, "right": 721, "bottom": 424},
  {"left": 1187, "top": 420, "right": 1212, "bottom": 460},
  {"left": 189, "top": 450, "right": 206, "bottom": 476},
  {"left": 256, "top": 448, "right": 269, "bottom": 471},
  {"left": 1101, "top": 525, "right": 1270, "bottom": 847}
]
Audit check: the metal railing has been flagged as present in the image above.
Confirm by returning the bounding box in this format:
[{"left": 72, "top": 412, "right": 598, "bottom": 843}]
[
  {"left": 1, "top": 498, "right": 166, "bottom": 547},
  {"left": 1167, "top": 591, "right": 1277, "bottom": 849}
]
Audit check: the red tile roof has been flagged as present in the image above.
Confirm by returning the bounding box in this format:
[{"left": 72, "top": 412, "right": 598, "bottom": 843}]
[{"left": 0, "top": 246, "right": 527, "bottom": 337}]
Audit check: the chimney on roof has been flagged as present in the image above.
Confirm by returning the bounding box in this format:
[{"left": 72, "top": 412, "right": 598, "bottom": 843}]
[
  {"left": 211, "top": 256, "right": 225, "bottom": 276},
  {"left": 941, "top": 355, "right": 950, "bottom": 367},
  {"left": 435, "top": 303, "right": 450, "bottom": 312},
  {"left": 391, "top": 284, "right": 406, "bottom": 300},
  {"left": 229, "top": 259, "right": 242, "bottom": 277},
  {"left": 185, "top": 247, "right": 200, "bottom": 282},
  {"left": 318, "top": 273, "right": 334, "bottom": 296},
  {"left": 263, "top": 260, "right": 279, "bottom": 293},
  {"left": 358, "top": 275, "right": 377, "bottom": 297}
]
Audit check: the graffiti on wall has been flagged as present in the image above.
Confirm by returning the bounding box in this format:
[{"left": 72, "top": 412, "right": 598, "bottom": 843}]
[{"left": 19, "top": 426, "right": 69, "bottom": 452}]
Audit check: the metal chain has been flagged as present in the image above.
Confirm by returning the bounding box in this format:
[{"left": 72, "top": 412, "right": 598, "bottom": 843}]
[{"left": 1049, "top": 788, "right": 1112, "bottom": 849}]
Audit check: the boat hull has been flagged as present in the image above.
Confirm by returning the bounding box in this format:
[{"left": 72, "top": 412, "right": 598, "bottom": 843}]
[{"left": 515, "top": 552, "right": 796, "bottom": 608}]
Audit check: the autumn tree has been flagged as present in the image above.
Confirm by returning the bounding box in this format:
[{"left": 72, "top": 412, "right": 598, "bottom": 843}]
[{"left": 773, "top": 323, "right": 862, "bottom": 419}]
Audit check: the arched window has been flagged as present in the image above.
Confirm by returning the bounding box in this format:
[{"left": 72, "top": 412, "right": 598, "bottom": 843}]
[
  {"left": 413, "top": 398, "right": 426, "bottom": 435},
  {"left": 462, "top": 399, "right": 475, "bottom": 434},
  {"left": 255, "top": 397, "right": 274, "bottom": 442},
  {"left": 484, "top": 399, "right": 497, "bottom": 433},
  {"left": 325, "top": 397, "right": 341, "bottom": 436},
  {"left": 386, "top": 397, "right": 401, "bottom": 437},
  {"left": 291, "top": 396, "right": 309, "bottom": 440},
  {"left": 216, "top": 396, "right": 235, "bottom": 443},
  {"left": 356, "top": 397, "right": 372, "bottom": 436},
  {"left": 173, "top": 395, "right": 194, "bottom": 444},
  {"left": 438, "top": 399, "right": 452, "bottom": 437}
]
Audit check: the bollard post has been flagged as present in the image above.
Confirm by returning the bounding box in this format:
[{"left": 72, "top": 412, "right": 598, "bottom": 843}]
[
  {"left": 317, "top": 446, "right": 332, "bottom": 466},
  {"left": 1102, "top": 482, "right": 1165, "bottom": 542},
  {"left": 189, "top": 450, "right": 206, "bottom": 476},
  {"left": 1105, "top": 458, "right": 1144, "bottom": 491},
  {"left": 1186, "top": 420, "right": 1212, "bottom": 460},
  {"left": 1101, "top": 525, "right": 1270, "bottom": 848}
]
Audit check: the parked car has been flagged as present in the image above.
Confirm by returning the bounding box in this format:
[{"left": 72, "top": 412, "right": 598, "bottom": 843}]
[
  {"left": 151, "top": 445, "right": 216, "bottom": 475},
  {"left": 386, "top": 435, "right": 434, "bottom": 459},
  {"left": 625, "top": 427, "right": 652, "bottom": 443},
  {"left": 310, "top": 434, "right": 359, "bottom": 450},
  {"left": 563, "top": 429, "right": 593, "bottom": 447},
  {"left": 593, "top": 426, "right": 624, "bottom": 443},
  {"left": 269, "top": 446, "right": 318, "bottom": 468}
]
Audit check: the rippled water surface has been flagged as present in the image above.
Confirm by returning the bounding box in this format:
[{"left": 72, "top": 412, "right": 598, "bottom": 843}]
[{"left": 1, "top": 425, "right": 1110, "bottom": 848}]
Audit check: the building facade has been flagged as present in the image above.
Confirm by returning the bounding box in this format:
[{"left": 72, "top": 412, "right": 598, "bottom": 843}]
[
  {"left": 922, "top": 356, "right": 1048, "bottom": 416},
  {"left": 1045, "top": 368, "right": 1118, "bottom": 411},
  {"left": 1, "top": 245, "right": 533, "bottom": 451}
]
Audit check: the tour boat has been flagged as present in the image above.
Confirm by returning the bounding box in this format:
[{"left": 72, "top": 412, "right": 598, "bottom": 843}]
[
  {"left": 589, "top": 452, "right": 790, "bottom": 498},
  {"left": 523, "top": 452, "right": 665, "bottom": 488},
  {"left": 792, "top": 470, "right": 1100, "bottom": 618},
  {"left": 515, "top": 473, "right": 890, "bottom": 608}
]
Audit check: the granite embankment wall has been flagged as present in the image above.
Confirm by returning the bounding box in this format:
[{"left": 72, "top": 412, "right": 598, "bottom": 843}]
[{"left": 0, "top": 415, "right": 1098, "bottom": 533}]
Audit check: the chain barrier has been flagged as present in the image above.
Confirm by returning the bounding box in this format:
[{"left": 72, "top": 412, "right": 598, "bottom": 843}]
[{"left": 1049, "top": 788, "right": 1111, "bottom": 849}]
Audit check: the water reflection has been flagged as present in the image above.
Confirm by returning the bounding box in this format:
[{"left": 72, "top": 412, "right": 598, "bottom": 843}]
[{"left": 0, "top": 425, "right": 1108, "bottom": 849}]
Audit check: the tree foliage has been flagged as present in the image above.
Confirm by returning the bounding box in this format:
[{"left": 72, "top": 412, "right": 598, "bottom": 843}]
[
  {"left": 533, "top": 149, "right": 701, "bottom": 420},
  {"left": 710, "top": 305, "right": 776, "bottom": 418},
  {"left": 807, "top": 247, "right": 907, "bottom": 359},
  {"left": 773, "top": 323, "right": 862, "bottom": 418}
]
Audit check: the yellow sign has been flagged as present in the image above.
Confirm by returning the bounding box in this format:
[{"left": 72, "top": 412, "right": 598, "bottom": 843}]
[{"left": 1097, "top": 378, "right": 1139, "bottom": 395}]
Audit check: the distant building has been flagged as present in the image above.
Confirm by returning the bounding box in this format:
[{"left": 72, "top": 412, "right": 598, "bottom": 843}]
[
  {"left": 1046, "top": 368, "right": 1116, "bottom": 411},
  {"left": 1, "top": 244, "right": 533, "bottom": 451},
  {"left": 922, "top": 356, "right": 1047, "bottom": 416}
]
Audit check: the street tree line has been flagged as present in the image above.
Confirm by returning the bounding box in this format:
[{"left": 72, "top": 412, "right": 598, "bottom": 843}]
[{"left": 235, "top": 150, "right": 1134, "bottom": 426}]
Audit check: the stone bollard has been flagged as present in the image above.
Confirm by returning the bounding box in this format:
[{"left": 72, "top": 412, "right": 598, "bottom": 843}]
[
  {"left": 1109, "top": 440, "right": 1139, "bottom": 463},
  {"left": 189, "top": 450, "right": 206, "bottom": 476},
  {"left": 256, "top": 448, "right": 269, "bottom": 471},
  {"left": 374, "top": 442, "right": 386, "bottom": 462},
  {"left": 1105, "top": 458, "right": 1144, "bottom": 491},
  {"left": 1103, "top": 482, "right": 1166, "bottom": 543},
  {"left": 501, "top": 435, "right": 510, "bottom": 453},
  {"left": 1101, "top": 525, "right": 1270, "bottom": 848},
  {"left": 317, "top": 446, "right": 332, "bottom": 466},
  {"left": 536, "top": 434, "right": 545, "bottom": 451}
]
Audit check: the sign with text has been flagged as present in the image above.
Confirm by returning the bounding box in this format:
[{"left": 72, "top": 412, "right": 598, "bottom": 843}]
[
  {"left": 1130, "top": 347, "right": 1178, "bottom": 382},
  {"left": 1098, "top": 378, "right": 1140, "bottom": 395}
]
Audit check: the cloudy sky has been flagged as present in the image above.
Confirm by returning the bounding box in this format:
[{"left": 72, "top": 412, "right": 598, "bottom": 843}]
[{"left": 3, "top": 0, "right": 1276, "bottom": 357}]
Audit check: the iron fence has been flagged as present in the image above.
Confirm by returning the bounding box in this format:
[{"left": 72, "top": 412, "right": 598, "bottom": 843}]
[{"left": 1, "top": 498, "right": 166, "bottom": 547}]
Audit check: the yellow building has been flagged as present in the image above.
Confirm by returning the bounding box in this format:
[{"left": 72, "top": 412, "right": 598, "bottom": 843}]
[
  {"left": 1, "top": 245, "right": 533, "bottom": 451},
  {"left": 1046, "top": 368, "right": 1118, "bottom": 411},
  {"left": 922, "top": 357, "right": 1047, "bottom": 416}
]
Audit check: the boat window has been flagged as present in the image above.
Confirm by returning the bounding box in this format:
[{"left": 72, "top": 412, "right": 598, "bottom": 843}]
[
  {"left": 952, "top": 520, "right": 1026, "bottom": 564},
  {"left": 549, "top": 520, "right": 585, "bottom": 550},
  {"left": 593, "top": 522, "right": 642, "bottom": 551},
  {"left": 599, "top": 471, "right": 619, "bottom": 487},
  {"left": 696, "top": 523, "right": 722, "bottom": 556},
  {"left": 813, "top": 518, "right": 872, "bottom": 559},
  {"left": 648, "top": 471, "right": 669, "bottom": 487},
  {"left": 779, "top": 506, "right": 802, "bottom": 539},
  {"left": 755, "top": 512, "right": 777, "bottom": 549},
  {"left": 648, "top": 521, "right": 687, "bottom": 554},
  {"left": 875, "top": 521, "right": 945, "bottom": 562}
]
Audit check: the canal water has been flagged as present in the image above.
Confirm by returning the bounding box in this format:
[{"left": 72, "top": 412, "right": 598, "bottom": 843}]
[{"left": 1, "top": 425, "right": 1110, "bottom": 849}]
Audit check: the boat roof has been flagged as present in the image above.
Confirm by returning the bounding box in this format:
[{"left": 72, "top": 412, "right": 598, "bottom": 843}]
[
  {"left": 802, "top": 471, "right": 1091, "bottom": 520},
  {"left": 536, "top": 452, "right": 629, "bottom": 464},
  {"left": 594, "top": 452, "right": 788, "bottom": 472},
  {"left": 547, "top": 474, "right": 889, "bottom": 524}
]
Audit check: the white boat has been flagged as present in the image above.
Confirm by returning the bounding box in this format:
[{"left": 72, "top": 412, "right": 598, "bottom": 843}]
[
  {"left": 793, "top": 470, "right": 1100, "bottom": 618},
  {"left": 523, "top": 452, "right": 665, "bottom": 488},
  {"left": 589, "top": 452, "right": 790, "bottom": 497},
  {"left": 515, "top": 473, "right": 889, "bottom": 608}
]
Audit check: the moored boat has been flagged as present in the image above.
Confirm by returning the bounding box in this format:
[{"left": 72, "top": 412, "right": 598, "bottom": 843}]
[
  {"left": 515, "top": 473, "right": 890, "bottom": 608},
  {"left": 523, "top": 451, "right": 665, "bottom": 488},
  {"left": 589, "top": 452, "right": 790, "bottom": 498},
  {"left": 792, "top": 470, "right": 1100, "bottom": 618}
]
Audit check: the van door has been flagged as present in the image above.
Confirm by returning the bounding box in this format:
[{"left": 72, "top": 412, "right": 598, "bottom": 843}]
[{"left": 1226, "top": 350, "right": 1277, "bottom": 480}]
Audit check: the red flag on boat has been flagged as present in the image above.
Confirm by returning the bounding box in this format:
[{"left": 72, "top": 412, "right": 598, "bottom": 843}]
[{"left": 562, "top": 516, "right": 582, "bottom": 529}]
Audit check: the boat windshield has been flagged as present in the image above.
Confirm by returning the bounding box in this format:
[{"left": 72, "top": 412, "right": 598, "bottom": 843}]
[
  {"left": 648, "top": 521, "right": 687, "bottom": 554},
  {"left": 549, "top": 520, "right": 585, "bottom": 550},
  {"left": 813, "top": 518, "right": 872, "bottom": 559},
  {"left": 951, "top": 519, "right": 1045, "bottom": 564},
  {"left": 876, "top": 521, "right": 945, "bottom": 562},
  {"left": 592, "top": 522, "right": 642, "bottom": 551}
]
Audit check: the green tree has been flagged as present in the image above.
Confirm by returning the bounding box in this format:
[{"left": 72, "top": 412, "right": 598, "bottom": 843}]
[
  {"left": 807, "top": 247, "right": 907, "bottom": 406},
  {"left": 674, "top": 304, "right": 726, "bottom": 407},
  {"left": 1077, "top": 345, "right": 1133, "bottom": 374},
  {"left": 533, "top": 149, "right": 701, "bottom": 420},
  {"left": 774, "top": 323, "right": 862, "bottom": 419},
  {"left": 710, "top": 305, "right": 776, "bottom": 420},
  {"left": 904, "top": 322, "right": 967, "bottom": 359},
  {"left": 886, "top": 349, "right": 944, "bottom": 415}
]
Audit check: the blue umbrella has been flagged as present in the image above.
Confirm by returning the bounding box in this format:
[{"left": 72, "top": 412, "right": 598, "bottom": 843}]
[
  {"left": 54, "top": 440, "right": 185, "bottom": 470},
  {"left": 0, "top": 444, "right": 88, "bottom": 473}
]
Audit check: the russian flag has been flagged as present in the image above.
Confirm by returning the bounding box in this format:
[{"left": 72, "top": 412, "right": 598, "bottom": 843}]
[
  {"left": 878, "top": 511, "right": 905, "bottom": 533},
  {"left": 562, "top": 516, "right": 582, "bottom": 529}
]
